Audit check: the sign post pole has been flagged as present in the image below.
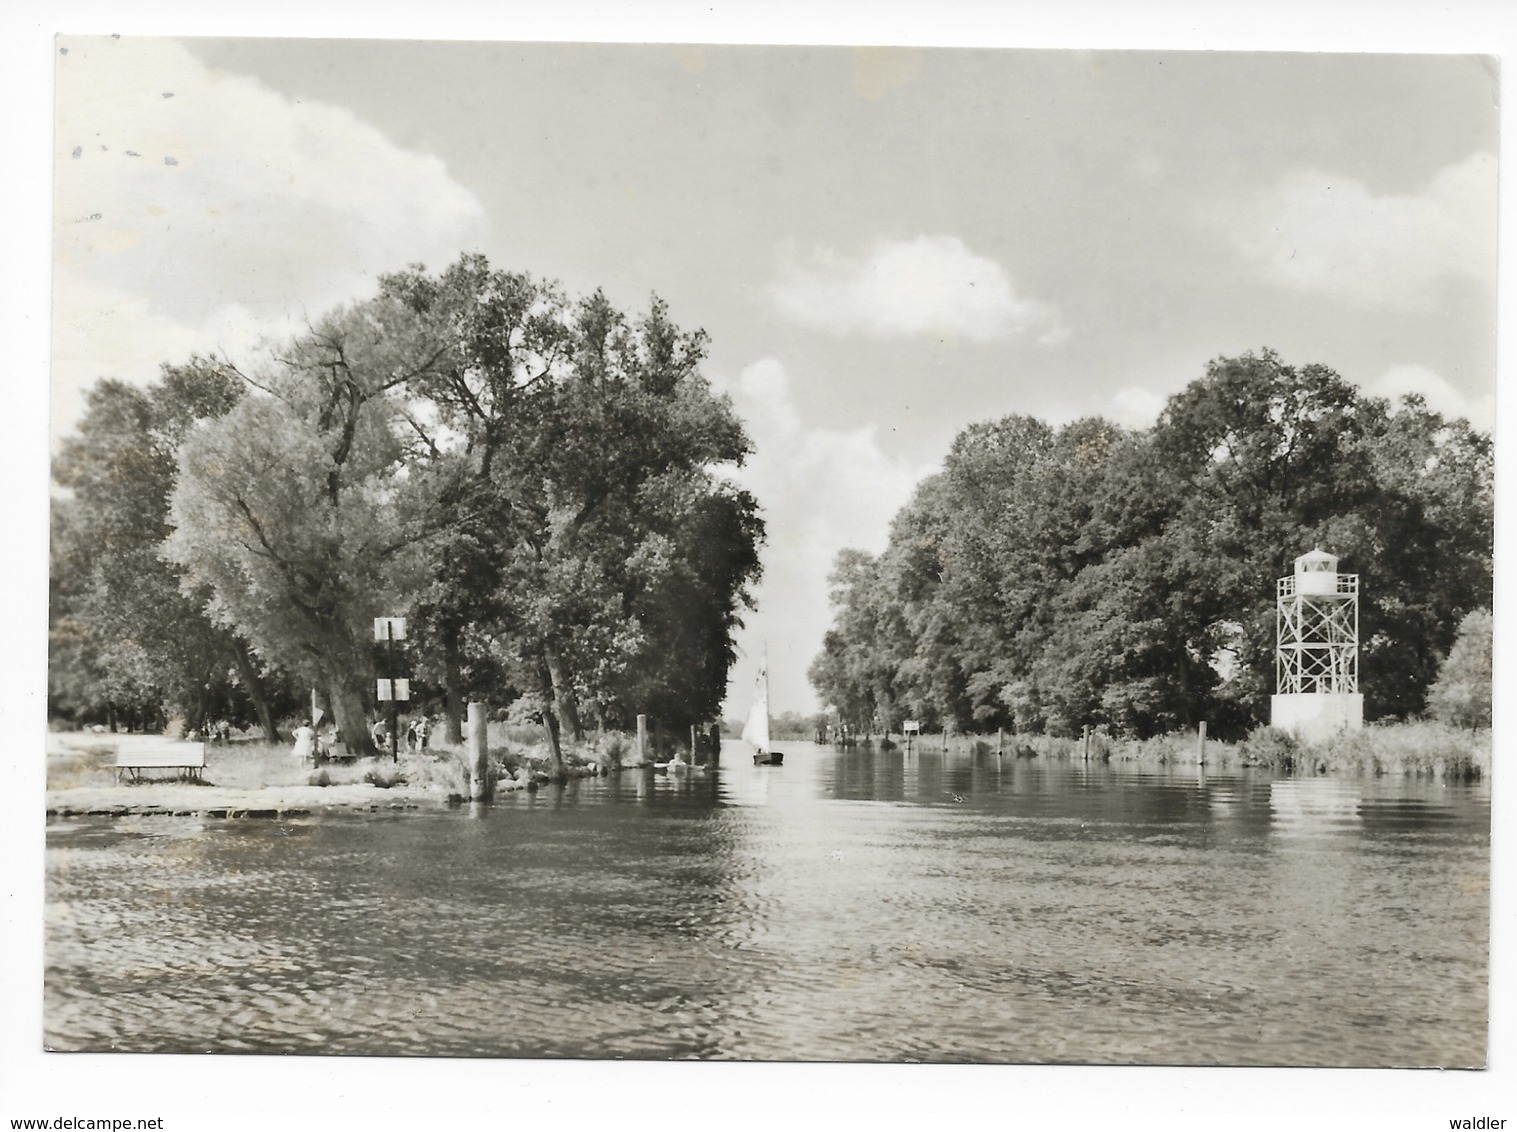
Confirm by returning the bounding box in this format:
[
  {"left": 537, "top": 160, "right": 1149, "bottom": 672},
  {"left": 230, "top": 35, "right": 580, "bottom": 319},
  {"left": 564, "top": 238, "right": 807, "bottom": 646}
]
[{"left": 374, "top": 617, "right": 409, "bottom": 763}]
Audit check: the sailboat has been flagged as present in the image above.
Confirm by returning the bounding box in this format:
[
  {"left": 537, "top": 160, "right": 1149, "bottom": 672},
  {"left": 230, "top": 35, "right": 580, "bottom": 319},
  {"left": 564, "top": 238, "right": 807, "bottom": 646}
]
[{"left": 743, "top": 654, "right": 783, "bottom": 766}]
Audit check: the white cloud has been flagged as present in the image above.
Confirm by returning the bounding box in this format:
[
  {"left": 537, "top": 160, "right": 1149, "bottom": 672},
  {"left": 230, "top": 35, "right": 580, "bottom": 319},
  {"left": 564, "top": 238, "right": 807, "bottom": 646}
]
[
  {"left": 1107, "top": 386, "right": 1167, "bottom": 430},
  {"left": 717, "top": 358, "right": 935, "bottom": 717},
  {"left": 1363, "top": 364, "right": 1493, "bottom": 431},
  {"left": 769, "top": 235, "right": 1066, "bottom": 344},
  {"left": 1230, "top": 151, "right": 1496, "bottom": 309},
  {"left": 51, "top": 37, "right": 487, "bottom": 444}
]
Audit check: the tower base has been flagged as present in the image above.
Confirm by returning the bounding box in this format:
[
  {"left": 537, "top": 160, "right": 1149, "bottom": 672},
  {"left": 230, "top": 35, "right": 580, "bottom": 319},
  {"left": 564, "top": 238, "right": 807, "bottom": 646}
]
[{"left": 1270, "top": 693, "right": 1364, "bottom": 743}]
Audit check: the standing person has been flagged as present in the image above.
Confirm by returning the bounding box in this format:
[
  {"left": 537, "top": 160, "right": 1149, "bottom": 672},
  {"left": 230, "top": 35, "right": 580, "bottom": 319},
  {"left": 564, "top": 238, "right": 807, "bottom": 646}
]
[{"left": 292, "top": 720, "right": 316, "bottom": 762}]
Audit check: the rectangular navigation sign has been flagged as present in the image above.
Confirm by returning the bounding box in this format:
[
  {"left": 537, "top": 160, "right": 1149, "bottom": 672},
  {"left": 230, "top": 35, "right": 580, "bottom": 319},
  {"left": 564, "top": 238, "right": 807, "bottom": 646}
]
[
  {"left": 374, "top": 617, "right": 407, "bottom": 642},
  {"left": 376, "top": 678, "right": 410, "bottom": 702}
]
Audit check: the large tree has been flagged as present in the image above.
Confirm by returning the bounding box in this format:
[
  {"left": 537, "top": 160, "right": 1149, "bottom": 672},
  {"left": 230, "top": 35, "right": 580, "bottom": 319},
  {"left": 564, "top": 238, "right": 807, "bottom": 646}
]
[
  {"left": 380, "top": 258, "right": 762, "bottom": 772},
  {"left": 50, "top": 364, "right": 287, "bottom": 736},
  {"left": 166, "top": 303, "right": 451, "bottom": 755}
]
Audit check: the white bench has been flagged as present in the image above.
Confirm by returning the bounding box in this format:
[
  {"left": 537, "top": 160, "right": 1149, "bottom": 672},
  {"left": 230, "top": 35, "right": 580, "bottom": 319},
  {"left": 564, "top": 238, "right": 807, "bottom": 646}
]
[{"left": 114, "top": 741, "right": 207, "bottom": 783}]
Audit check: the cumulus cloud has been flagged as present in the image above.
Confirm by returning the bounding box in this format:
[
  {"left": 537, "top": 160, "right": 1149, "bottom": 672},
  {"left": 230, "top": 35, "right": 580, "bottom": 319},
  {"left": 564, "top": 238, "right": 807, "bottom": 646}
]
[
  {"left": 1363, "top": 364, "right": 1493, "bottom": 432},
  {"left": 1229, "top": 151, "right": 1496, "bottom": 309},
  {"left": 717, "top": 358, "right": 935, "bottom": 716},
  {"left": 769, "top": 235, "right": 1066, "bottom": 344},
  {"left": 51, "top": 37, "right": 487, "bottom": 443},
  {"left": 1106, "top": 386, "right": 1168, "bottom": 430}
]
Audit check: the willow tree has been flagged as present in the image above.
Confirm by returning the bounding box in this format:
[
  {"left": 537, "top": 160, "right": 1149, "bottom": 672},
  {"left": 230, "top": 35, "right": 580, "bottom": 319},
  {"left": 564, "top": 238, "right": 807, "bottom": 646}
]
[
  {"left": 166, "top": 301, "right": 451, "bottom": 755},
  {"left": 50, "top": 363, "right": 288, "bottom": 737}
]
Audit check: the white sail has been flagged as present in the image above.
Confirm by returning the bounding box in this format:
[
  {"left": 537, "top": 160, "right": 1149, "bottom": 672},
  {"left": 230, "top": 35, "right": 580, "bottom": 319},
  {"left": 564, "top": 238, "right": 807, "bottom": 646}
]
[{"left": 741, "top": 658, "right": 770, "bottom": 753}]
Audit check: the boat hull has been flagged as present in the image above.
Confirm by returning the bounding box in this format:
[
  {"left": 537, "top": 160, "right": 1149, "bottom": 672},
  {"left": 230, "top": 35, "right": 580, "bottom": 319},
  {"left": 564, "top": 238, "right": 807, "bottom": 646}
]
[{"left": 753, "top": 751, "right": 783, "bottom": 766}]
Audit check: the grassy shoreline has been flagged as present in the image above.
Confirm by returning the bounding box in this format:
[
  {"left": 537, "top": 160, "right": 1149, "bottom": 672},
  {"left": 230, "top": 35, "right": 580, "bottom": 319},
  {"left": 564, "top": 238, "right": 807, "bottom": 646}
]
[
  {"left": 44, "top": 725, "right": 629, "bottom": 818},
  {"left": 861, "top": 720, "right": 1490, "bottom": 780},
  {"left": 46, "top": 718, "right": 1489, "bottom": 819}
]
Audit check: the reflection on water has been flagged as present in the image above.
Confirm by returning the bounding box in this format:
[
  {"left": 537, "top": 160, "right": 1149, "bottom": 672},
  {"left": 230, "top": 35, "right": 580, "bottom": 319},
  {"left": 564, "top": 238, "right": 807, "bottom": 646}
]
[{"left": 45, "top": 743, "right": 1489, "bottom": 1065}]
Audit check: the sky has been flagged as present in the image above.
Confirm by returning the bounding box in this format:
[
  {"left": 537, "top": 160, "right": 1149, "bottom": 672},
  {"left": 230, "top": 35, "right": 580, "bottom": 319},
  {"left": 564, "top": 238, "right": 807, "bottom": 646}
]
[{"left": 47, "top": 35, "right": 1499, "bottom": 722}]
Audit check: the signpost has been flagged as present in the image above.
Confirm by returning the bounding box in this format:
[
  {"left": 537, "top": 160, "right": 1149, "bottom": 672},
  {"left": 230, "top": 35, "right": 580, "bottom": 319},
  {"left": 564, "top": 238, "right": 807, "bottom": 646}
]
[{"left": 374, "top": 617, "right": 408, "bottom": 761}]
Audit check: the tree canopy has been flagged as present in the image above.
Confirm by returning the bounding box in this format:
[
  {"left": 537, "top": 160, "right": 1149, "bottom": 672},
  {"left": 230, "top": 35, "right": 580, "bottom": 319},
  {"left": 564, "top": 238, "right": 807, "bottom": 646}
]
[
  {"left": 49, "top": 362, "right": 295, "bottom": 737},
  {"left": 51, "top": 254, "right": 764, "bottom": 756},
  {"left": 810, "top": 350, "right": 1493, "bottom": 739}
]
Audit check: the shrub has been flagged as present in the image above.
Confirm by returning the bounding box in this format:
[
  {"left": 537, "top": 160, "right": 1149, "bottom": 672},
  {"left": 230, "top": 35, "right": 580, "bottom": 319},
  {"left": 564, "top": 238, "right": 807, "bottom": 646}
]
[
  {"left": 399, "top": 751, "right": 467, "bottom": 794},
  {"left": 308, "top": 769, "right": 331, "bottom": 787},
  {"left": 599, "top": 732, "right": 630, "bottom": 768},
  {"left": 1307, "top": 720, "right": 1488, "bottom": 780},
  {"left": 1239, "top": 726, "right": 1298, "bottom": 771},
  {"left": 1427, "top": 609, "right": 1493, "bottom": 729},
  {"left": 363, "top": 764, "right": 407, "bottom": 789}
]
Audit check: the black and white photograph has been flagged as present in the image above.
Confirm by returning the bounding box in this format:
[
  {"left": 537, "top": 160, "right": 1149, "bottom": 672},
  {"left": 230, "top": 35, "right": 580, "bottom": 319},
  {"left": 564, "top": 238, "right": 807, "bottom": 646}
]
[{"left": 4, "top": 2, "right": 1512, "bottom": 1127}]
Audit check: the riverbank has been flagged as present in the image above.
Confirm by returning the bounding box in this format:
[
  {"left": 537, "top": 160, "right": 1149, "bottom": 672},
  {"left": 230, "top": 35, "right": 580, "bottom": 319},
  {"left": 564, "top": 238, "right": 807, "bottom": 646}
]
[
  {"left": 853, "top": 720, "right": 1490, "bottom": 780},
  {"left": 44, "top": 729, "right": 619, "bottom": 818}
]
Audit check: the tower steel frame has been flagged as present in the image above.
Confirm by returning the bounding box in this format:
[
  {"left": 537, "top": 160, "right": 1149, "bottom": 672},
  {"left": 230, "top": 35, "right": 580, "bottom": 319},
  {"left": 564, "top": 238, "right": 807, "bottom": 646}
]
[{"left": 1275, "top": 573, "right": 1359, "bottom": 695}]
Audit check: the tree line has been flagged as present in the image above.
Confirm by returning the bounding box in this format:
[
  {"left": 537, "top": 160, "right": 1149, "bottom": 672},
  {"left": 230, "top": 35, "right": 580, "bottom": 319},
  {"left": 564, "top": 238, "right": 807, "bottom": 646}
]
[
  {"left": 50, "top": 255, "right": 765, "bottom": 768},
  {"left": 809, "top": 350, "right": 1493, "bottom": 741}
]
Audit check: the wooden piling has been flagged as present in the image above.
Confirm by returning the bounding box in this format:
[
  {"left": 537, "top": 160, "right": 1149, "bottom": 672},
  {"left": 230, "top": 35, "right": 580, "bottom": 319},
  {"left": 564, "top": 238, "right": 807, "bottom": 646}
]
[
  {"left": 709, "top": 723, "right": 721, "bottom": 767},
  {"left": 690, "top": 724, "right": 699, "bottom": 765},
  {"left": 1082, "top": 724, "right": 1091, "bottom": 761},
  {"left": 1196, "top": 720, "right": 1207, "bottom": 766},
  {"left": 636, "top": 713, "right": 648, "bottom": 766},
  {"left": 997, "top": 726, "right": 1004, "bottom": 757},
  {"left": 467, "top": 702, "right": 492, "bottom": 802}
]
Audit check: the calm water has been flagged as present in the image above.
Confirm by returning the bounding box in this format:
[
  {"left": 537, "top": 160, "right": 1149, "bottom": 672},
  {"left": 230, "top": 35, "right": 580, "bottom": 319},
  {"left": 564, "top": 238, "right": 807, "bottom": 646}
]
[{"left": 45, "top": 742, "right": 1490, "bottom": 1065}]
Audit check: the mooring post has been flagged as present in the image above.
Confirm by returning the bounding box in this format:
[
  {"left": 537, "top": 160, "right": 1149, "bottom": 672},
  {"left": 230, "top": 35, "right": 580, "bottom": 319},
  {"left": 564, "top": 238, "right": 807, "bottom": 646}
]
[
  {"left": 1082, "top": 724, "right": 1091, "bottom": 761},
  {"left": 636, "top": 713, "right": 648, "bottom": 766},
  {"left": 709, "top": 723, "right": 721, "bottom": 767},
  {"left": 1196, "top": 720, "right": 1207, "bottom": 766},
  {"left": 467, "top": 701, "right": 492, "bottom": 802},
  {"left": 690, "top": 724, "right": 699, "bottom": 765},
  {"left": 997, "top": 726, "right": 1004, "bottom": 757}
]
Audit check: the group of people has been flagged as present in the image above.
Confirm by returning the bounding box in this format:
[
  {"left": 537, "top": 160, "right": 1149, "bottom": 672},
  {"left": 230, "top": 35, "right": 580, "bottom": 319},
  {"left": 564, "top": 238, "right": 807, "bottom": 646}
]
[
  {"left": 186, "top": 720, "right": 233, "bottom": 743},
  {"left": 291, "top": 714, "right": 435, "bottom": 762},
  {"left": 369, "top": 715, "right": 432, "bottom": 754}
]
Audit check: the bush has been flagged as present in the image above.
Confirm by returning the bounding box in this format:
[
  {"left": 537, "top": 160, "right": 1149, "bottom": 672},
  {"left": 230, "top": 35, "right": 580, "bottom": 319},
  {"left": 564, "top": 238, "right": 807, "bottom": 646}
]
[
  {"left": 363, "top": 764, "right": 407, "bottom": 789},
  {"left": 1427, "top": 609, "right": 1493, "bottom": 729},
  {"left": 599, "top": 732, "right": 630, "bottom": 768},
  {"left": 1239, "top": 726, "right": 1298, "bottom": 771},
  {"left": 1307, "top": 721, "right": 1488, "bottom": 780},
  {"left": 308, "top": 769, "right": 331, "bottom": 787},
  {"left": 1112, "top": 731, "right": 1189, "bottom": 765},
  {"left": 399, "top": 750, "right": 467, "bottom": 794}
]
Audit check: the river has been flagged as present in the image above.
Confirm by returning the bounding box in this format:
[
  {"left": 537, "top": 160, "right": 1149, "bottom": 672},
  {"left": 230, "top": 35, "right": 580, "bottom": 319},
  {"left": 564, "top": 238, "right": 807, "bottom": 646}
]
[{"left": 44, "top": 742, "right": 1490, "bottom": 1065}]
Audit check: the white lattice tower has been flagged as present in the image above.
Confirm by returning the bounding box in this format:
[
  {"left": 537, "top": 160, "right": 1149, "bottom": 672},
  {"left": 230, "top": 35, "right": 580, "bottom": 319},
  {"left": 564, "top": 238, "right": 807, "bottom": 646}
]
[{"left": 1276, "top": 548, "right": 1359, "bottom": 695}]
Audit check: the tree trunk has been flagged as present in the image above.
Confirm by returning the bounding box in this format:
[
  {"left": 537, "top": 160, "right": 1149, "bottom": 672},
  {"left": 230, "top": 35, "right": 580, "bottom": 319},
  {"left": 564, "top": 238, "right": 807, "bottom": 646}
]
[
  {"left": 329, "top": 678, "right": 377, "bottom": 758},
  {"left": 443, "top": 635, "right": 465, "bottom": 745},
  {"left": 230, "top": 638, "right": 281, "bottom": 743},
  {"left": 540, "top": 698, "right": 567, "bottom": 782},
  {"left": 543, "top": 639, "right": 583, "bottom": 744}
]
